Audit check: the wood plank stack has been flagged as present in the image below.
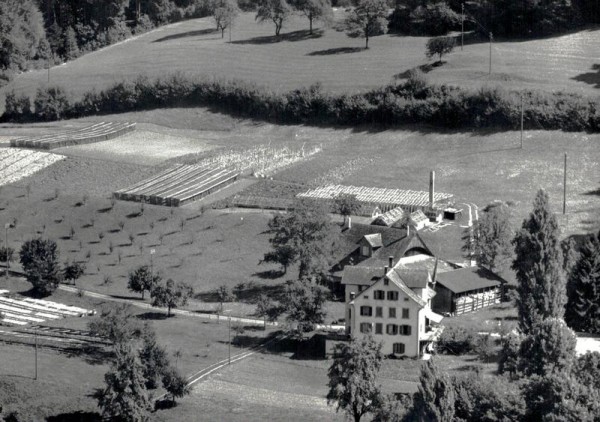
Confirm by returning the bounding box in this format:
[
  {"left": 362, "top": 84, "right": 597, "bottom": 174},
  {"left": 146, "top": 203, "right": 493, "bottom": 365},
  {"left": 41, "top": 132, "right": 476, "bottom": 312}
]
[
  {"left": 114, "top": 164, "right": 240, "bottom": 207},
  {"left": 10, "top": 122, "right": 136, "bottom": 150}
]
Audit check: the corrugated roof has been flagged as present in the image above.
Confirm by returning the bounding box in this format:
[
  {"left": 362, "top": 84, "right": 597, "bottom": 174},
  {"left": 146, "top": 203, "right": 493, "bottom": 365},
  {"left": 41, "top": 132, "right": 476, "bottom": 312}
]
[
  {"left": 298, "top": 185, "right": 453, "bottom": 207},
  {"left": 435, "top": 267, "right": 505, "bottom": 294},
  {"left": 363, "top": 233, "right": 383, "bottom": 248}
]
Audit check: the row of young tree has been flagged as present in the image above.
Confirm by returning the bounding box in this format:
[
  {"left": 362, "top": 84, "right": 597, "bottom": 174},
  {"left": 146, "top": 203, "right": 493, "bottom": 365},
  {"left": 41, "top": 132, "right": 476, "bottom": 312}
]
[{"left": 328, "top": 189, "right": 600, "bottom": 422}]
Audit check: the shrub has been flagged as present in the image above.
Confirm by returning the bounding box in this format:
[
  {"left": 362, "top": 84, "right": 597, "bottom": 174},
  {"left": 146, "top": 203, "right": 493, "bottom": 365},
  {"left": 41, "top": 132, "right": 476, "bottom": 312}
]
[
  {"left": 33, "top": 86, "right": 70, "bottom": 121},
  {"left": 4, "top": 91, "right": 31, "bottom": 122},
  {"left": 437, "top": 326, "right": 477, "bottom": 355},
  {"left": 426, "top": 36, "right": 456, "bottom": 63}
]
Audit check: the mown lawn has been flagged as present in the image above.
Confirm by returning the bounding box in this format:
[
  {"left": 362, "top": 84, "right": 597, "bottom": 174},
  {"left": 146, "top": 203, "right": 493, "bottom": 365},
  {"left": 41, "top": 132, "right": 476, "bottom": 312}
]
[{"left": 2, "top": 11, "right": 600, "bottom": 111}]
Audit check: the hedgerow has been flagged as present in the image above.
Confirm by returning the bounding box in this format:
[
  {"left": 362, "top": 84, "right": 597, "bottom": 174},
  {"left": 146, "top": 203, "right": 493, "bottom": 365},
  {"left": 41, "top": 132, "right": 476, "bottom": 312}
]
[{"left": 4, "top": 72, "right": 600, "bottom": 133}]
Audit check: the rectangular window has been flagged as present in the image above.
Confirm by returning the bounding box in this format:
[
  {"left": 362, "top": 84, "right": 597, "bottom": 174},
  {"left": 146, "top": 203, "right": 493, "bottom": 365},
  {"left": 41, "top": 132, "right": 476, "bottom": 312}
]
[
  {"left": 374, "top": 290, "right": 385, "bottom": 300},
  {"left": 386, "top": 324, "right": 398, "bottom": 335},
  {"left": 384, "top": 279, "right": 389, "bottom": 286},
  {"left": 360, "top": 306, "right": 372, "bottom": 316},
  {"left": 402, "top": 308, "right": 410, "bottom": 319},
  {"left": 375, "top": 307, "right": 383, "bottom": 317},
  {"left": 399, "top": 325, "right": 412, "bottom": 336},
  {"left": 360, "top": 323, "right": 372, "bottom": 334},
  {"left": 389, "top": 307, "right": 396, "bottom": 318},
  {"left": 404, "top": 297, "right": 409, "bottom": 302},
  {"left": 387, "top": 291, "right": 399, "bottom": 301},
  {"left": 359, "top": 285, "right": 366, "bottom": 292},
  {"left": 375, "top": 323, "right": 383, "bottom": 334},
  {"left": 393, "top": 343, "right": 405, "bottom": 354}
]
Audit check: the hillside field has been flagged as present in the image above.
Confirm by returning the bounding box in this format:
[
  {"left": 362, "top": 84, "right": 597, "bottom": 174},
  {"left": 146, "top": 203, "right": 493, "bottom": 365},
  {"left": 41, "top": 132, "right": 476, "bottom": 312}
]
[{"left": 2, "top": 12, "right": 600, "bottom": 113}]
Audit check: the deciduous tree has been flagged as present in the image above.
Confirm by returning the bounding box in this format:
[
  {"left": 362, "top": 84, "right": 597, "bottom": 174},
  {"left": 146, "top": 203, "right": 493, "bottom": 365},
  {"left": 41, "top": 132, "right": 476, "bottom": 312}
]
[
  {"left": 19, "top": 238, "right": 62, "bottom": 296},
  {"left": 512, "top": 189, "right": 567, "bottom": 334},
  {"left": 289, "top": 0, "right": 333, "bottom": 34},
  {"left": 213, "top": 0, "right": 239, "bottom": 38},
  {"left": 128, "top": 265, "right": 161, "bottom": 300},
  {"left": 255, "top": 0, "right": 293, "bottom": 37},
  {"left": 327, "top": 336, "right": 383, "bottom": 422},
  {"left": 425, "top": 36, "right": 455, "bottom": 63},
  {"left": 265, "top": 199, "right": 340, "bottom": 280},
  {"left": 466, "top": 201, "right": 514, "bottom": 273},
  {"left": 281, "top": 278, "right": 328, "bottom": 334},
  {"left": 63, "top": 261, "right": 85, "bottom": 285},
  {"left": 344, "top": 0, "right": 389, "bottom": 49},
  {"left": 565, "top": 230, "right": 600, "bottom": 334},
  {"left": 333, "top": 193, "right": 361, "bottom": 225},
  {"left": 88, "top": 304, "right": 143, "bottom": 346},
  {"left": 150, "top": 279, "right": 193, "bottom": 317}
]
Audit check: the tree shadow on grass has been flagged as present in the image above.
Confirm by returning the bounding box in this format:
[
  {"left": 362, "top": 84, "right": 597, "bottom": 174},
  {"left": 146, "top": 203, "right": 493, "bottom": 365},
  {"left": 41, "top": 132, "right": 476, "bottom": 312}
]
[
  {"left": 153, "top": 28, "right": 219, "bottom": 43},
  {"left": 307, "top": 47, "right": 364, "bottom": 56},
  {"left": 583, "top": 184, "right": 600, "bottom": 196},
  {"left": 232, "top": 29, "right": 323, "bottom": 45},
  {"left": 46, "top": 411, "right": 102, "bottom": 422},
  {"left": 61, "top": 345, "right": 114, "bottom": 366},
  {"left": 136, "top": 311, "right": 168, "bottom": 320},
  {"left": 253, "top": 269, "right": 285, "bottom": 280},
  {"left": 572, "top": 63, "right": 600, "bottom": 88}
]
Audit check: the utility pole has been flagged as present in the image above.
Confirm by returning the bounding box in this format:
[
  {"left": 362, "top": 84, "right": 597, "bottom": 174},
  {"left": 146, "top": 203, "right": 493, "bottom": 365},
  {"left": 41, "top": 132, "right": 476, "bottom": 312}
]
[
  {"left": 34, "top": 330, "right": 38, "bottom": 380},
  {"left": 229, "top": 24, "right": 232, "bottom": 43},
  {"left": 489, "top": 32, "right": 493, "bottom": 75},
  {"left": 4, "top": 223, "right": 9, "bottom": 280},
  {"left": 520, "top": 94, "right": 524, "bottom": 149},
  {"left": 150, "top": 248, "right": 155, "bottom": 279},
  {"left": 461, "top": 3, "right": 464, "bottom": 51},
  {"left": 228, "top": 313, "right": 231, "bottom": 365},
  {"left": 563, "top": 153, "right": 567, "bottom": 215}
]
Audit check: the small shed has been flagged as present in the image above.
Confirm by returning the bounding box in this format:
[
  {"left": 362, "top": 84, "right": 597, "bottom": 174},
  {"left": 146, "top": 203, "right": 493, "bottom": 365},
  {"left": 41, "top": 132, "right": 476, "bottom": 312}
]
[
  {"left": 372, "top": 207, "right": 405, "bottom": 227},
  {"left": 409, "top": 210, "right": 429, "bottom": 230},
  {"left": 432, "top": 267, "right": 504, "bottom": 315}
]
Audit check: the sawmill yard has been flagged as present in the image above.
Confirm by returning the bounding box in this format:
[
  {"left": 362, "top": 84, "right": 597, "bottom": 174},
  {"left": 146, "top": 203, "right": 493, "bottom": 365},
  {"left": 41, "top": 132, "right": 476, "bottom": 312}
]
[{"left": 0, "top": 9, "right": 599, "bottom": 422}]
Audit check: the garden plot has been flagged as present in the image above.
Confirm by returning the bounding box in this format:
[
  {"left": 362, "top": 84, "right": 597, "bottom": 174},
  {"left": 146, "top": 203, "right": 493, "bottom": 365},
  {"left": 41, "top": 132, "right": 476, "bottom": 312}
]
[
  {"left": 54, "top": 129, "right": 216, "bottom": 165},
  {"left": 10, "top": 121, "right": 135, "bottom": 150},
  {"left": 0, "top": 148, "right": 65, "bottom": 186},
  {"left": 0, "top": 295, "right": 94, "bottom": 326}
]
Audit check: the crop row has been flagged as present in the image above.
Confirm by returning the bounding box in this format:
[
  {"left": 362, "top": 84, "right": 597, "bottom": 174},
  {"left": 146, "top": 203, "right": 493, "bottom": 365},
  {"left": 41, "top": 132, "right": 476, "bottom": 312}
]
[{"left": 0, "top": 148, "right": 64, "bottom": 186}]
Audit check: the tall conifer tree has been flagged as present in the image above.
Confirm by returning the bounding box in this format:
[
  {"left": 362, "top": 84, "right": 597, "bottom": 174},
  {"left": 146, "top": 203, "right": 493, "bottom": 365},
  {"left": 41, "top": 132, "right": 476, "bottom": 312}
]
[
  {"left": 512, "top": 189, "right": 566, "bottom": 334},
  {"left": 565, "top": 231, "right": 600, "bottom": 333}
]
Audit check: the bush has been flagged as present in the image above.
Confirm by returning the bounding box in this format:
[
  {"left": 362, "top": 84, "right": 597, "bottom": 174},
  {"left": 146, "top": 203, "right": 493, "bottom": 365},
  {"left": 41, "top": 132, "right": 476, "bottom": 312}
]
[
  {"left": 4, "top": 91, "right": 31, "bottom": 122},
  {"left": 412, "top": 2, "right": 460, "bottom": 36},
  {"left": 437, "top": 326, "right": 477, "bottom": 355},
  {"left": 33, "top": 86, "right": 70, "bottom": 121},
  {"left": 6, "top": 73, "right": 600, "bottom": 133}
]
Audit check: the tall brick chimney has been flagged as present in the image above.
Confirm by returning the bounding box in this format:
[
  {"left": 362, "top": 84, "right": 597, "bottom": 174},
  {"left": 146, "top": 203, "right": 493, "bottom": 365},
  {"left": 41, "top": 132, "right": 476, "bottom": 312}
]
[{"left": 429, "top": 170, "right": 435, "bottom": 209}]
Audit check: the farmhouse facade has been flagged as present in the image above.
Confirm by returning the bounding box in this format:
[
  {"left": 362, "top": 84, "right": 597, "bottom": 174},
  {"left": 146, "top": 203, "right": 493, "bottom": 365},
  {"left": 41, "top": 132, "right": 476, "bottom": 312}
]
[{"left": 345, "top": 266, "right": 444, "bottom": 357}]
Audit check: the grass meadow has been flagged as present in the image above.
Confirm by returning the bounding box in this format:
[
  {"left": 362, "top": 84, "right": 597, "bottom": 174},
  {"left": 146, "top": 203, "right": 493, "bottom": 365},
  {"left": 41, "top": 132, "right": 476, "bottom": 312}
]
[{"left": 2, "top": 11, "right": 600, "bottom": 112}]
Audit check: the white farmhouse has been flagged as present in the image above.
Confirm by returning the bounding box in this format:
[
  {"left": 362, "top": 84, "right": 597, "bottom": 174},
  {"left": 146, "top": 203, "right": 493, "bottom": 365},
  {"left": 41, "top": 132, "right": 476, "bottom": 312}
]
[{"left": 346, "top": 265, "right": 444, "bottom": 357}]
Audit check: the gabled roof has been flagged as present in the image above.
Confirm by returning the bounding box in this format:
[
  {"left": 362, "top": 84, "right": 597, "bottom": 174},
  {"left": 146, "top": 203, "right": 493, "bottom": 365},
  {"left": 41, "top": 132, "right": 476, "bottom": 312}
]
[
  {"left": 409, "top": 210, "right": 429, "bottom": 225},
  {"left": 393, "top": 268, "right": 431, "bottom": 289},
  {"left": 372, "top": 207, "right": 406, "bottom": 226},
  {"left": 349, "top": 267, "right": 427, "bottom": 309},
  {"left": 362, "top": 233, "right": 383, "bottom": 248},
  {"left": 341, "top": 266, "right": 384, "bottom": 286},
  {"left": 435, "top": 267, "right": 505, "bottom": 294}
]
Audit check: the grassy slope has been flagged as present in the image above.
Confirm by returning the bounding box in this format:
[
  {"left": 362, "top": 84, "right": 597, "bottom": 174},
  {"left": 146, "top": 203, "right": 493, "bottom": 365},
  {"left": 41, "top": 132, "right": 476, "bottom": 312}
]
[{"left": 2, "top": 12, "right": 600, "bottom": 111}]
